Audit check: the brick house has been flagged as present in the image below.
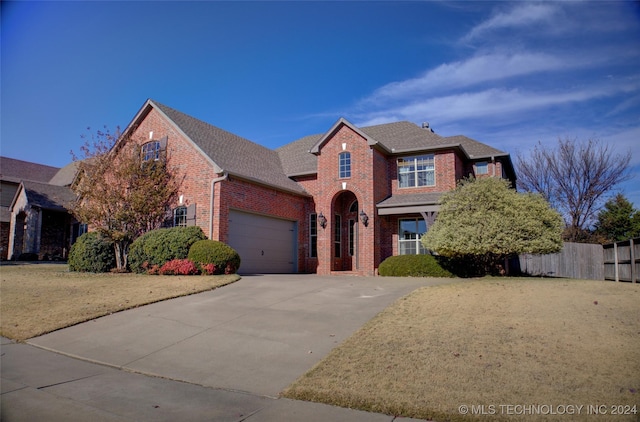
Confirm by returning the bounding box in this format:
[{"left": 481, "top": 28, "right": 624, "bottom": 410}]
[
  {"left": 117, "top": 99, "right": 516, "bottom": 275},
  {"left": 1, "top": 157, "right": 80, "bottom": 260}
]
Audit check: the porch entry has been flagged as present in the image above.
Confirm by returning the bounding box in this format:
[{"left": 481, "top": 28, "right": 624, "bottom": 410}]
[{"left": 332, "top": 190, "right": 359, "bottom": 271}]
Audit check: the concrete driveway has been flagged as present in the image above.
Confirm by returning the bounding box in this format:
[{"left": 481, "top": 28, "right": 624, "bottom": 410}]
[{"left": 27, "top": 274, "right": 451, "bottom": 398}]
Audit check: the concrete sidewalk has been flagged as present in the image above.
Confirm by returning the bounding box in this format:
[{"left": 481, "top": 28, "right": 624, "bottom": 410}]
[{"left": 2, "top": 274, "right": 452, "bottom": 421}]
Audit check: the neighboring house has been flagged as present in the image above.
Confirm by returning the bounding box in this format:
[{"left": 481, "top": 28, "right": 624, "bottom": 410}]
[
  {"left": 112, "top": 99, "right": 516, "bottom": 275},
  {"left": 1, "top": 157, "right": 80, "bottom": 260}
]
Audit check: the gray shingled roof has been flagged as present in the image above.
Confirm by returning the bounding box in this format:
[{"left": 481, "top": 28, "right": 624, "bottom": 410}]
[
  {"left": 19, "top": 181, "right": 76, "bottom": 212},
  {"left": 48, "top": 161, "right": 81, "bottom": 186},
  {"left": 151, "top": 101, "right": 308, "bottom": 195},
  {"left": 277, "top": 120, "right": 509, "bottom": 177},
  {"left": 376, "top": 192, "right": 443, "bottom": 208},
  {"left": 276, "top": 133, "right": 323, "bottom": 176},
  {"left": 443, "top": 135, "right": 508, "bottom": 159},
  {"left": 0, "top": 157, "right": 60, "bottom": 184},
  {"left": 360, "top": 121, "right": 445, "bottom": 152}
]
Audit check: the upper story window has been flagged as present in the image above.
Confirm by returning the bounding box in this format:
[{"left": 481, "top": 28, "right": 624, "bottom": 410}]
[
  {"left": 339, "top": 152, "right": 351, "bottom": 178},
  {"left": 398, "top": 154, "right": 435, "bottom": 188},
  {"left": 475, "top": 161, "right": 488, "bottom": 175},
  {"left": 142, "top": 141, "right": 161, "bottom": 162}
]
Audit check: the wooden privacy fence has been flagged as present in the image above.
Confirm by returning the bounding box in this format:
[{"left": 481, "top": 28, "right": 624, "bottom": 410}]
[
  {"left": 603, "top": 238, "right": 639, "bottom": 283},
  {"left": 511, "top": 242, "right": 604, "bottom": 280}
]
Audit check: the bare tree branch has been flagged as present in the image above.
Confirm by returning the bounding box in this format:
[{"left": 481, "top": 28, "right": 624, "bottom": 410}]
[{"left": 516, "top": 138, "right": 631, "bottom": 242}]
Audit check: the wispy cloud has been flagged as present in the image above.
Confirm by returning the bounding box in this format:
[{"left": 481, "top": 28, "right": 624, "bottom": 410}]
[
  {"left": 462, "top": 3, "right": 561, "bottom": 42},
  {"left": 361, "top": 52, "right": 587, "bottom": 106},
  {"left": 353, "top": 1, "right": 639, "bottom": 130},
  {"left": 356, "top": 79, "right": 639, "bottom": 128}
]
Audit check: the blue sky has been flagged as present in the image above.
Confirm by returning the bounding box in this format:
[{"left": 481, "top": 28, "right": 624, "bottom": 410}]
[{"left": 2, "top": 1, "right": 639, "bottom": 209}]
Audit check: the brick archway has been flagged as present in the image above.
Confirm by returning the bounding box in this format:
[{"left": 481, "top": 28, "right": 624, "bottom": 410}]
[{"left": 331, "top": 190, "right": 359, "bottom": 271}]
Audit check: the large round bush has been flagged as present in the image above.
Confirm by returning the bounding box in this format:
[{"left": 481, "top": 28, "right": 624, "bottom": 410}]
[
  {"left": 128, "top": 226, "right": 207, "bottom": 273},
  {"left": 378, "top": 254, "right": 454, "bottom": 277},
  {"left": 68, "top": 232, "right": 116, "bottom": 272},
  {"left": 188, "top": 240, "right": 241, "bottom": 274}
]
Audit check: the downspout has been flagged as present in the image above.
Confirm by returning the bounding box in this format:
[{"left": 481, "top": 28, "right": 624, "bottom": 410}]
[
  {"left": 209, "top": 172, "right": 228, "bottom": 239},
  {"left": 491, "top": 156, "right": 496, "bottom": 177}
]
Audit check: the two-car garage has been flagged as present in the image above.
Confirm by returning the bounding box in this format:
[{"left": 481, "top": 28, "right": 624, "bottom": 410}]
[{"left": 227, "top": 210, "right": 298, "bottom": 274}]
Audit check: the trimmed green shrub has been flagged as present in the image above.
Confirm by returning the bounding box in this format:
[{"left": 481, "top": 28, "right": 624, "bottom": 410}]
[
  {"left": 69, "top": 232, "right": 116, "bottom": 272},
  {"left": 378, "top": 254, "right": 454, "bottom": 277},
  {"left": 128, "top": 226, "right": 207, "bottom": 273},
  {"left": 188, "top": 240, "right": 241, "bottom": 274}
]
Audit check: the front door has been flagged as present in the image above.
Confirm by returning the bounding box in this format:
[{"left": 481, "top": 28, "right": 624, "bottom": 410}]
[{"left": 331, "top": 191, "right": 359, "bottom": 272}]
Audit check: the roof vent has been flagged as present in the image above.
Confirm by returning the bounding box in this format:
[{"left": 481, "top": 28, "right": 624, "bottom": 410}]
[{"left": 422, "top": 122, "right": 434, "bottom": 132}]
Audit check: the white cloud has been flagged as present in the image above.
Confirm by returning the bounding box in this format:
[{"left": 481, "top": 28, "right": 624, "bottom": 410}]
[
  {"left": 462, "top": 3, "right": 561, "bottom": 42},
  {"left": 357, "top": 80, "right": 639, "bottom": 129},
  {"left": 604, "top": 127, "right": 640, "bottom": 167},
  {"left": 364, "top": 52, "right": 570, "bottom": 104}
]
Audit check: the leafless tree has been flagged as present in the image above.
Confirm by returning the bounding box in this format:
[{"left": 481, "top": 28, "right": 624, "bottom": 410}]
[{"left": 515, "top": 138, "right": 631, "bottom": 242}]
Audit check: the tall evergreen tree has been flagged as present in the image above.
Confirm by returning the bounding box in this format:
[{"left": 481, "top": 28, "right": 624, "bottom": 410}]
[{"left": 594, "top": 194, "right": 640, "bottom": 242}]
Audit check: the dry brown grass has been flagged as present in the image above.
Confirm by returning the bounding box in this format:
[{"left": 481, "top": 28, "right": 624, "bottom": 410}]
[
  {"left": 282, "top": 278, "right": 640, "bottom": 421},
  {"left": 0, "top": 263, "right": 239, "bottom": 341}
]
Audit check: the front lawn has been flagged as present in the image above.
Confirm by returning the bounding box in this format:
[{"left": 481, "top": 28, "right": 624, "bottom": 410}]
[
  {"left": 0, "top": 263, "right": 239, "bottom": 341},
  {"left": 282, "top": 278, "right": 640, "bottom": 421}
]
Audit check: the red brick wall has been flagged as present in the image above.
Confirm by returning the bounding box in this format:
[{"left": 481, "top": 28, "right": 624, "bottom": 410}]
[
  {"left": 388, "top": 151, "right": 458, "bottom": 195},
  {"left": 132, "top": 107, "right": 310, "bottom": 272},
  {"left": 299, "top": 124, "right": 381, "bottom": 275},
  {"left": 214, "top": 176, "right": 308, "bottom": 272},
  {"left": 130, "top": 108, "right": 218, "bottom": 237}
]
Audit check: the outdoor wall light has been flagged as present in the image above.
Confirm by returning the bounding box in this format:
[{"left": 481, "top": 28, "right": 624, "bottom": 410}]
[
  {"left": 318, "top": 212, "right": 327, "bottom": 229},
  {"left": 359, "top": 210, "right": 369, "bottom": 227}
]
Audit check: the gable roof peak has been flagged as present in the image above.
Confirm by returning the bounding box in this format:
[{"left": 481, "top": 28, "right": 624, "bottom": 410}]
[{"left": 309, "top": 117, "right": 385, "bottom": 154}]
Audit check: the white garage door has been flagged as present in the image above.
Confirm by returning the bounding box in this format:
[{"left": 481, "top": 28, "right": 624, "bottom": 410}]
[{"left": 228, "top": 210, "right": 297, "bottom": 274}]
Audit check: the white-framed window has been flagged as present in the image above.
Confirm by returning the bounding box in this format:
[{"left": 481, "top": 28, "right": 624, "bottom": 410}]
[
  {"left": 339, "top": 152, "right": 351, "bottom": 178},
  {"left": 334, "top": 214, "right": 342, "bottom": 258},
  {"left": 174, "top": 206, "right": 187, "bottom": 227},
  {"left": 475, "top": 161, "right": 488, "bottom": 175},
  {"left": 310, "top": 214, "right": 318, "bottom": 258},
  {"left": 398, "top": 218, "right": 428, "bottom": 255},
  {"left": 142, "top": 141, "right": 161, "bottom": 162},
  {"left": 398, "top": 155, "right": 435, "bottom": 188}
]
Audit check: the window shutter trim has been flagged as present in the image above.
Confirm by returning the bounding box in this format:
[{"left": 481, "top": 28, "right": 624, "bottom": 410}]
[{"left": 186, "top": 203, "right": 196, "bottom": 226}]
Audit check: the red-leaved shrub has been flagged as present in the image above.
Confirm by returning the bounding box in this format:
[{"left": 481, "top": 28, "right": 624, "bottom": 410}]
[
  {"left": 142, "top": 261, "right": 160, "bottom": 275},
  {"left": 158, "top": 259, "right": 199, "bottom": 275},
  {"left": 200, "top": 263, "right": 218, "bottom": 275}
]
